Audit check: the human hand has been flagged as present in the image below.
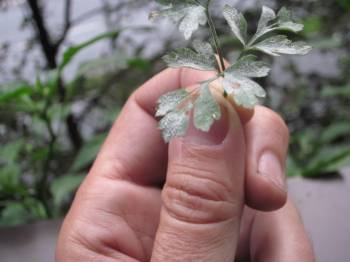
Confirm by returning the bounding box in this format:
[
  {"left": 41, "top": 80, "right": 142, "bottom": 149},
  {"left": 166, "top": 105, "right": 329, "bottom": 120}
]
[{"left": 56, "top": 68, "right": 315, "bottom": 261}]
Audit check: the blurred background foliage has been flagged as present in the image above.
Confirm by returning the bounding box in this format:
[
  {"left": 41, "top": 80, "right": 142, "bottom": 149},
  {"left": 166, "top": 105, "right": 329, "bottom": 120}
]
[{"left": 0, "top": 0, "right": 349, "bottom": 226}]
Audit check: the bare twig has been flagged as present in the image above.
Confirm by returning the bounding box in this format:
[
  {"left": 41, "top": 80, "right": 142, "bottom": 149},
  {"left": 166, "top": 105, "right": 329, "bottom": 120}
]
[
  {"left": 205, "top": 1, "right": 225, "bottom": 72},
  {"left": 37, "top": 100, "right": 56, "bottom": 218},
  {"left": 26, "top": 0, "right": 57, "bottom": 69},
  {"left": 55, "top": 0, "right": 72, "bottom": 48}
]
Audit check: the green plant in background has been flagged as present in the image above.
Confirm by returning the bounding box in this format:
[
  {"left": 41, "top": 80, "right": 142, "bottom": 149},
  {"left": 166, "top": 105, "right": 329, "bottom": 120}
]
[
  {"left": 151, "top": 0, "right": 311, "bottom": 142},
  {"left": 0, "top": 17, "right": 156, "bottom": 226},
  {"left": 0, "top": 31, "right": 124, "bottom": 226},
  {"left": 287, "top": 83, "right": 350, "bottom": 177},
  {"left": 0, "top": 0, "right": 349, "bottom": 227}
]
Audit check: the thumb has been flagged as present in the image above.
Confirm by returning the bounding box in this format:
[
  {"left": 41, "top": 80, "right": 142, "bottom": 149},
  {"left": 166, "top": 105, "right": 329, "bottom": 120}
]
[{"left": 151, "top": 104, "right": 246, "bottom": 261}]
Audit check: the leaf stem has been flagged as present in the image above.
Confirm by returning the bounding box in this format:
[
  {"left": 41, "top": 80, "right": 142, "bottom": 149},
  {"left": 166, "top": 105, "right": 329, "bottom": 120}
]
[
  {"left": 205, "top": 1, "right": 226, "bottom": 73},
  {"left": 36, "top": 98, "right": 56, "bottom": 218}
]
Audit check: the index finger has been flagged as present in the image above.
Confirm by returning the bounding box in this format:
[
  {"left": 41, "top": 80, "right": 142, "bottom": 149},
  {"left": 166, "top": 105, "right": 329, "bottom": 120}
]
[{"left": 90, "top": 68, "right": 216, "bottom": 185}]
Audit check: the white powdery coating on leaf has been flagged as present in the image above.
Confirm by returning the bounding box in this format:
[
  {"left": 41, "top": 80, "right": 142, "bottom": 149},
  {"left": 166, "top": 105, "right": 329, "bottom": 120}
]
[
  {"left": 223, "top": 74, "right": 266, "bottom": 109},
  {"left": 277, "top": 7, "right": 292, "bottom": 22},
  {"left": 192, "top": 40, "right": 214, "bottom": 56},
  {"left": 248, "top": 6, "right": 305, "bottom": 46},
  {"left": 159, "top": 110, "right": 189, "bottom": 142},
  {"left": 254, "top": 35, "right": 312, "bottom": 56},
  {"left": 163, "top": 48, "right": 217, "bottom": 71},
  {"left": 156, "top": 89, "right": 189, "bottom": 117},
  {"left": 225, "top": 55, "right": 270, "bottom": 78},
  {"left": 179, "top": 5, "right": 207, "bottom": 40},
  {"left": 223, "top": 5, "right": 247, "bottom": 46},
  {"left": 151, "top": 3, "right": 207, "bottom": 40},
  {"left": 257, "top": 6, "right": 276, "bottom": 33},
  {"left": 277, "top": 21, "right": 304, "bottom": 32},
  {"left": 193, "top": 83, "right": 221, "bottom": 132}
]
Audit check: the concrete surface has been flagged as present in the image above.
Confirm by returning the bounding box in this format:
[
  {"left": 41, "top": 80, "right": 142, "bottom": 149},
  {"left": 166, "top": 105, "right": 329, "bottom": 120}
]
[
  {"left": 0, "top": 219, "right": 61, "bottom": 262},
  {"left": 0, "top": 169, "right": 349, "bottom": 262},
  {"left": 288, "top": 168, "right": 350, "bottom": 262}
]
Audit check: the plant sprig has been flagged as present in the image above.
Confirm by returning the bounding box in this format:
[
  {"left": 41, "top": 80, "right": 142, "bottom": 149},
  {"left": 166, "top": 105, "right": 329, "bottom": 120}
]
[{"left": 150, "top": 0, "right": 312, "bottom": 142}]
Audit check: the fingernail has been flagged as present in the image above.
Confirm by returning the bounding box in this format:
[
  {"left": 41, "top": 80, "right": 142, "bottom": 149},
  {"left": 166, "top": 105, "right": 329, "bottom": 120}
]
[
  {"left": 185, "top": 109, "right": 229, "bottom": 146},
  {"left": 258, "top": 151, "right": 286, "bottom": 191}
]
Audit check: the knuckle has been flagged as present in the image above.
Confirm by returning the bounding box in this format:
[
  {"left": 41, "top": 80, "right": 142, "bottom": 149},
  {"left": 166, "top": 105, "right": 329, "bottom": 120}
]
[
  {"left": 163, "top": 159, "right": 240, "bottom": 224},
  {"left": 256, "top": 106, "right": 290, "bottom": 141},
  {"left": 91, "top": 157, "right": 131, "bottom": 181}
]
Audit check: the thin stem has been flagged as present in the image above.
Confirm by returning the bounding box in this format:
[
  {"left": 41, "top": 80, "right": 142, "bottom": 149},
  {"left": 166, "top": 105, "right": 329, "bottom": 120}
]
[
  {"left": 36, "top": 99, "right": 56, "bottom": 218},
  {"left": 205, "top": 1, "right": 226, "bottom": 73}
]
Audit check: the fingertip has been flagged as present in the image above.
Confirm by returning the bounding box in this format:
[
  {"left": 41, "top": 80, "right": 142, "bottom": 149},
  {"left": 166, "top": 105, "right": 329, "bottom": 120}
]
[
  {"left": 245, "top": 173, "right": 287, "bottom": 211},
  {"left": 235, "top": 105, "right": 255, "bottom": 124},
  {"left": 243, "top": 106, "right": 290, "bottom": 211}
]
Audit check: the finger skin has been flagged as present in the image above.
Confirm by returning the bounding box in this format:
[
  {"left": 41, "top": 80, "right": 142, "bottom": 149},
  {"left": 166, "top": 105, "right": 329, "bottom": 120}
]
[
  {"left": 56, "top": 178, "right": 162, "bottom": 261},
  {"left": 98, "top": 66, "right": 289, "bottom": 211},
  {"left": 56, "top": 67, "right": 292, "bottom": 261},
  {"left": 235, "top": 199, "right": 315, "bottom": 262},
  {"left": 92, "top": 68, "right": 216, "bottom": 186},
  {"left": 206, "top": 78, "right": 290, "bottom": 212},
  {"left": 243, "top": 106, "right": 290, "bottom": 211},
  {"left": 250, "top": 199, "right": 315, "bottom": 262},
  {"left": 151, "top": 103, "right": 246, "bottom": 261},
  {"left": 56, "top": 68, "right": 217, "bottom": 261}
]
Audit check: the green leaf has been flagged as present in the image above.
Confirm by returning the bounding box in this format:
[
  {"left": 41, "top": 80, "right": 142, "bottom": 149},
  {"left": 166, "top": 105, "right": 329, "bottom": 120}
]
[
  {"left": 321, "top": 84, "right": 350, "bottom": 98},
  {"left": 150, "top": 3, "right": 207, "bottom": 40},
  {"left": 277, "top": 21, "right": 304, "bottom": 33},
  {"left": 248, "top": 6, "right": 304, "bottom": 46},
  {"left": 71, "top": 133, "right": 107, "bottom": 172},
  {"left": 156, "top": 89, "right": 189, "bottom": 117},
  {"left": 337, "top": 0, "right": 350, "bottom": 10},
  {"left": 223, "top": 55, "right": 268, "bottom": 108},
  {"left": 253, "top": 35, "right": 312, "bottom": 56},
  {"left": 303, "top": 16, "right": 322, "bottom": 35},
  {"left": 194, "top": 83, "right": 221, "bottom": 132},
  {"left": 257, "top": 6, "right": 276, "bottom": 33},
  {"left": 0, "top": 84, "right": 32, "bottom": 104},
  {"left": 277, "top": 7, "right": 291, "bottom": 22},
  {"left": 223, "top": 5, "right": 247, "bottom": 46},
  {"left": 127, "top": 58, "right": 152, "bottom": 72},
  {"left": 76, "top": 51, "right": 128, "bottom": 78},
  {"left": 303, "top": 146, "right": 350, "bottom": 177},
  {"left": 155, "top": 0, "right": 172, "bottom": 5},
  {"left": 225, "top": 55, "right": 270, "bottom": 78},
  {"left": 276, "top": 7, "right": 303, "bottom": 31},
  {"left": 0, "top": 202, "right": 30, "bottom": 227},
  {"left": 320, "top": 122, "right": 350, "bottom": 144},
  {"left": 163, "top": 47, "right": 217, "bottom": 71},
  {"left": 159, "top": 110, "right": 190, "bottom": 142},
  {"left": 0, "top": 164, "right": 22, "bottom": 194},
  {"left": 325, "top": 151, "right": 350, "bottom": 172},
  {"left": 286, "top": 155, "right": 302, "bottom": 177},
  {"left": 50, "top": 174, "right": 85, "bottom": 206},
  {"left": 192, "top": 40, "right": 214, "bottom": 56},
  {"left": 47, "top": 103, "right": 71, "bottom": 121},
  {"left": 0, "top": 140, "right": 24, "bottom": 164},
  {"left": 59, "top": 31, "right": 120, "bottom": 72},
  {"left": 223, "top": 74, "right": 266, "bottom": 108},
  {"left": 23, "top": 198, "right": 47, "bottom": 220}
]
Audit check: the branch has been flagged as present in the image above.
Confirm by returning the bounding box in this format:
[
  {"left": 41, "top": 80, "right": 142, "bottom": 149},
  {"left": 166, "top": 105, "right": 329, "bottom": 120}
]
[
  {"left": 37, "top": 101, "right": 56, "bottom": 218},
  {"left": 26, "top": 0, "right": 57, "bottom": 69},
  {"left": 55, "top": 0, "right": 72, "bottom": 48},
  {"left": 205, "top": 2, "right": 225, "bottom": 72}
]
